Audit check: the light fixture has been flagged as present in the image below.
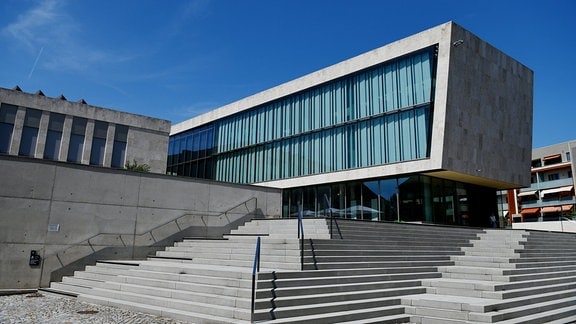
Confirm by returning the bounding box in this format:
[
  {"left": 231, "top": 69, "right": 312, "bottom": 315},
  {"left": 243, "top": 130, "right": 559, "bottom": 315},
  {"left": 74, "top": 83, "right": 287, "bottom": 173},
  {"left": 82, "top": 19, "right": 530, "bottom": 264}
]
[{"left": 453, "top": 39, "right": 464, "bottom": 47}]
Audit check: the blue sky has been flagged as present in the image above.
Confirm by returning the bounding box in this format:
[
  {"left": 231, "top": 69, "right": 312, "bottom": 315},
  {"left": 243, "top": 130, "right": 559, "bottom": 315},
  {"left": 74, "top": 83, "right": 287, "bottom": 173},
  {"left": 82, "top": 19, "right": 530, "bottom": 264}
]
[{"left": 0, "top": 0, "right": 574, "bottom": 148}]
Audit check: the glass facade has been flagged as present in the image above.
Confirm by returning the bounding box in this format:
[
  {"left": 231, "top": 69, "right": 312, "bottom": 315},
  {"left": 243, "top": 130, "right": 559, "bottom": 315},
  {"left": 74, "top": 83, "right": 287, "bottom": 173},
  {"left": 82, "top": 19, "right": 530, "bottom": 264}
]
[
  {"left": 168, "top": 46, "right": 437, "bottom": 183},
  {"left": 282, "top": 175, "right": 496, "bottom": 227},
  {"left": 167, "top": 124, "right": 215, "bottom": 178}
]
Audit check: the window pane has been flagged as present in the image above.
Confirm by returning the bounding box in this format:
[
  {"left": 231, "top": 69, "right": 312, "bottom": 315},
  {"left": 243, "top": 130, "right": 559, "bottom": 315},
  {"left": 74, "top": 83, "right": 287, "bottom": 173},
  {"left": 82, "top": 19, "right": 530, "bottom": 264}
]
[
  {"left": 19, "top": 109, "right": 42, "bottom": 157},
  {"left": 19, "top": 127, "right": 38, "bottom": 156},
  {"left": 111, "top": 141, "right": 126, "bottom": 168},
  {"left": 23, "top": 109, "right": 42, "bottom": 128},
  {"left": 68, "top": 117, "right": 87, "bottom": 163},
  {"left": 0, "top": 123, "right": 14, "bottom": 153},
  {"left": 67, "top": 134, "right": 84, "bottom": 163},
  {"left": 44, "top": 130, "right": 62, "bottom": 160},
  {"left": 90, "top": 137, "right": 106, "bottom": 165},
  {"left": 114, "top": 125, "right": 128, "bottom": 142},
  {"left": 0, "top": 103, "right": 18, "bottom": 123},
  {"left": 71, "top": 117, "right": 87, "bottom": 135},
  {"left": 48, "top": 113, "right": 65, "bottom": 132}
]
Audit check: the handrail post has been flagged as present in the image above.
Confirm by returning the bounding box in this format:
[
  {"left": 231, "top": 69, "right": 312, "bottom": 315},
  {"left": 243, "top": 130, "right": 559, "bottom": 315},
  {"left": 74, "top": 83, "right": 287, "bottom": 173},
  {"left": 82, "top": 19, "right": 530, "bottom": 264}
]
[
  {"left": 251, "top": 236, "right": 261, "bottom": 322},
  {"left": 298, "top": 208, "right": 304, "bottom": 271},
  {"left": 324, "top": 194, "right": 333, "bottom": 239}
]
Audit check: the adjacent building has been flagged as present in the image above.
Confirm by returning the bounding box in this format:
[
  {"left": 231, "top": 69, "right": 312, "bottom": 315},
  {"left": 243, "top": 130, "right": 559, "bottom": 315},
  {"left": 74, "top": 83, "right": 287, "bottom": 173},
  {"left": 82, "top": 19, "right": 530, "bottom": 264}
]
[
  {"left": 168, "top": 21, "right": 534, "bottom": 227},
  {"left": 0, "top": 86, "right": 170, "bottom": 173},
  {"left": 509, "top": 140, "right": 576, "bottom": 223}
]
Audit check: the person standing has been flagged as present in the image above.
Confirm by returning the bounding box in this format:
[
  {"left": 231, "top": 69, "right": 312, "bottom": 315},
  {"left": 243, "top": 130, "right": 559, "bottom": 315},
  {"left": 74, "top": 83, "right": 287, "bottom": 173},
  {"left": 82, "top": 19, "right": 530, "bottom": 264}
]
[{"left": 489, "top": 212, "right": 498, "bottom": 228}]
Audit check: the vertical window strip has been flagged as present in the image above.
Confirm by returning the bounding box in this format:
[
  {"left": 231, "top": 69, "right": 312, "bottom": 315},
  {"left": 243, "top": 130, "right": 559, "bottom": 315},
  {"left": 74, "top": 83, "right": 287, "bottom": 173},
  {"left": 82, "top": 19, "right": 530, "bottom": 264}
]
[
  {"left": 185, "top": 48, "right": 435, "bottom": 183},
  {"left": 301, "top": 93, "right": 310, "bottom": 133}
]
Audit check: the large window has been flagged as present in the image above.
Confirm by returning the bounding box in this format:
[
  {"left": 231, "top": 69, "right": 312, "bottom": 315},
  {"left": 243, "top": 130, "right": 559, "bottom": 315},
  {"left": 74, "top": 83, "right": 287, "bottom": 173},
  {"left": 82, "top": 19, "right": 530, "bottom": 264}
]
[
  {"left": 90, "top": 121, "right": 108, "bottom": 166},
  {"left": 282, "top": 175, "right": 491, "bottom": 227},
  {"left": 19, "top": 108, "right": 42, "bottom": 157},
  {"left": 0, "top": 103, "right": 18, "bottom": 154},
  {"left": 168, "top": 46, "right": 437, "bottom": 184},
  {"left": 167, "top": 124, "right": 215, "bottom": 178},
  {"left": 44, "top": 113, "right": 65, "bottom": 160},
  {"left": 67, "top": 117, "right": 87, "bottom": 163},
  {"left": 111, "top": 125, "right": 128, "bottom": 168},
  {"left": 214, "top": 47, "right": 436, "bottom": 184}
]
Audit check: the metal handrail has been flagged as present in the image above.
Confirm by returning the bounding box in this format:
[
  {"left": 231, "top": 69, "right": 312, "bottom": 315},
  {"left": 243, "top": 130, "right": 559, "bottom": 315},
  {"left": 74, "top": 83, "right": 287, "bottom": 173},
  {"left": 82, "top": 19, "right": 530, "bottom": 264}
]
[
  {"left": 324, "top": 194, "right": 333, "bottom": 239},
  {"left": 298, "top": 209, "right": 305, "bottom": 270},
  {"left": 54, "top": 197, "right": 258, "bottom": 266},
  {"left": 250, "top": 236, "right": 261, "bottom": 322}
]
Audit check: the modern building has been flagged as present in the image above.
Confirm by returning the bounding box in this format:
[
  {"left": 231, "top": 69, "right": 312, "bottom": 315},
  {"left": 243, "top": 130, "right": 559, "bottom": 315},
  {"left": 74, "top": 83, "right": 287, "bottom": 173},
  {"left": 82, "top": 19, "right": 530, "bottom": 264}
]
[
  {"left": 509, "top": 140, "right": 576, "bottom": 223},
  {"left": 168, "top": 21, "right": 534, "bottom": 227},
  {"left": 0, "top": 86, "right": 171, "bottom": 173}
]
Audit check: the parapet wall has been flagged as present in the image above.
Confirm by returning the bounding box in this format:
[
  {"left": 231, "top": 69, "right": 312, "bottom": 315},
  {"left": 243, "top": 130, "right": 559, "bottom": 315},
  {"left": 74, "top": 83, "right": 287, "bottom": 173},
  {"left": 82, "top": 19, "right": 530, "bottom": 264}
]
[{"left": 0, "top": 156, "right": 282, "bottom": 288}]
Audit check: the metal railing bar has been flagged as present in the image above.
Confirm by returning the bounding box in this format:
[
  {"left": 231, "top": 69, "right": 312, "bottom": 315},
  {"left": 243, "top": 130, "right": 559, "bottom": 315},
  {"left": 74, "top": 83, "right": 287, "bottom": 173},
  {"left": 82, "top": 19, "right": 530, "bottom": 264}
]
[
  {"left": 250, "top": 236, "right": 261, "bottom": 322},
  {"left": 56, "top": 197, "right": 258, "bottom": 260},
  {"left": 298, "top": 208, "right": 305, "bottom": 271}
]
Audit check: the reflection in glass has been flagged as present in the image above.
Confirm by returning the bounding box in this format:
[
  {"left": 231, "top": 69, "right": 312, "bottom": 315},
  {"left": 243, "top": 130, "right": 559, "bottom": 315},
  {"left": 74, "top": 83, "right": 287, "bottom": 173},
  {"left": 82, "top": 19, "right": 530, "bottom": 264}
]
[
  {"left": 362, "top": 181, "right": 380, "bottom": 221},
  {"left": 281, "top": 175, "right": 494, "bottom": 227},
  {"left": 346, "top": 182, "right": 361, "bottom": 220},
  {"left": 379, "top": 178, "right": 398, "bottom": 222}
]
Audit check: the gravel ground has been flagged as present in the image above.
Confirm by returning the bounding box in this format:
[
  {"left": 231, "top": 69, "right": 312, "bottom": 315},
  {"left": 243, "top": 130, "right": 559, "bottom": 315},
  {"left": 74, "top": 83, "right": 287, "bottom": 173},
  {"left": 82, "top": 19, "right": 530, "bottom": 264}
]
[{"left": 0, "top": 292, "right": 188, "bottom": 324}]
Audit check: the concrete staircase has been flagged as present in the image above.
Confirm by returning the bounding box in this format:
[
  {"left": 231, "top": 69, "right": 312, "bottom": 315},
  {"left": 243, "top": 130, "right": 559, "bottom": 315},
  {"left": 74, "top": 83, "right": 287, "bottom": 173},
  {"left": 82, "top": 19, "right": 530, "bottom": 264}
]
[
  {"left": 252, "top": 220, "right": 483, "bottom": 323},
  {"left": 45, "top": 218, "right": 576, "bottom": 323},
  {"left": 403, "top": 229, "right": 576, "bottom": 323},
  {"left": 45, "top": 218, "right": 328, "bottom": 323}
]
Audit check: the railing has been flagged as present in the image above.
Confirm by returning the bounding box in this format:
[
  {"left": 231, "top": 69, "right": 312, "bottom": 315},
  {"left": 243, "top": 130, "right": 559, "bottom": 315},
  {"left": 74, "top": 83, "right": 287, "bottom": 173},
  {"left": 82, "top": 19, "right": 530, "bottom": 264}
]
[
  {"left": 323, "top": 194, "right": 333, "bottom": 239},
  {"left": 53, "top": 197, "right": 258, "bottom": 267},
  {"left": 323, "top": 194, "right": 342, "bottom": 239},
  {"left": 250, "top": 236, "right": 261, "bottom": 322},
  {"left": 298, "top": 208, "right": 305, "bottom": 271}
]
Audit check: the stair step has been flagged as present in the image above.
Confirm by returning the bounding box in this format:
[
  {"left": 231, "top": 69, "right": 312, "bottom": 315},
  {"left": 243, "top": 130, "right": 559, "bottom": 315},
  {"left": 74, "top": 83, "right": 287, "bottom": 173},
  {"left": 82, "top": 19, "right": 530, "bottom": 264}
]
[
  {"left": 255, "top": 296, "right": 403, "bottom": 320},
  {"left": 46, "top": 218, "right": 576, "bottom": 323},
  {"left": 258, "top": 271, "right": 441, "bottom": 289},
  {"left": 252, "top": 305, "right": 409, "bottom": 323},
  {"left": 306, "top": 260, "right": 454, "bottom": 270},
  {"left": 77, "top": 294, "right": 249, "bottom": 323},
  {"left": 53, "top": 283, "right": 252, "bottom": 320},
  {"left": 257, "top": 279, "right": 422, "bottom": 298},
  {"left": 256, "top": 286, "right": 426, "bottom": 309}
]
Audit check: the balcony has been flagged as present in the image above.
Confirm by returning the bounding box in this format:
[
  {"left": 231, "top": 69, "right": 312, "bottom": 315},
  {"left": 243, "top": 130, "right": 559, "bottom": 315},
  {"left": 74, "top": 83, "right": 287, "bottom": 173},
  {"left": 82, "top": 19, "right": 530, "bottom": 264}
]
[{"left": 522, "top": 178, "right": 574, "bottom": 191}]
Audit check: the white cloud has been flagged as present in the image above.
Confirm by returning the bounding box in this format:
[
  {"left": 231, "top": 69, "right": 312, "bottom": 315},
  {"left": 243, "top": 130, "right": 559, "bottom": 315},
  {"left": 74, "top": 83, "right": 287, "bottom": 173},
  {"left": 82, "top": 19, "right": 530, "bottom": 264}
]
[{"left": 2, "top": 0, "right": 127, "bottom": 73}]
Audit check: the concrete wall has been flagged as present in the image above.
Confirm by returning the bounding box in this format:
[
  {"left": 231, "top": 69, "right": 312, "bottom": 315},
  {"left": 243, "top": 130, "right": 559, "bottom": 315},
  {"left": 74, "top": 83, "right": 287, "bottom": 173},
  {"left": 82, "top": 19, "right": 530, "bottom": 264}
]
[
  {"left": 438, "top": 23, "right": 534, "bottom": 189},
  {"left": 513, "top": 220, "right": 576, "bottom": 233},
  {"left": 0, "top": 87, "right": 171, "bottom": 173},
  {"left": 0, "top": 156, "right": 282, "bottom": 289}
]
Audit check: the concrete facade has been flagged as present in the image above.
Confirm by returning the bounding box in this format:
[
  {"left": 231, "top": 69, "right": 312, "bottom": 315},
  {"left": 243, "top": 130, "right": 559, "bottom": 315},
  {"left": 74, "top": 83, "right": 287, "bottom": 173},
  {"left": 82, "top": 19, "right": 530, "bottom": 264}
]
[
  {"left": 171, "top": 22, "right": 533, "bottom": 190},
  {"left": 0, "top": 87, "right": 171, "bottom": 173},
  {"left": 0, "top": 155, "right": 282, "bottom": 288},
  {"left": 436, "top": 23, "right": 533, "bottom": 189}
]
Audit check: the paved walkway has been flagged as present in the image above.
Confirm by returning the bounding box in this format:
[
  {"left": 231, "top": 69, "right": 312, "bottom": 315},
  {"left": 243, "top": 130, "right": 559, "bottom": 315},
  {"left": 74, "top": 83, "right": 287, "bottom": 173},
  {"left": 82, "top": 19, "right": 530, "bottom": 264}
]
[{"left": 0, "top": 291, "right": 187, "bottom": 324}]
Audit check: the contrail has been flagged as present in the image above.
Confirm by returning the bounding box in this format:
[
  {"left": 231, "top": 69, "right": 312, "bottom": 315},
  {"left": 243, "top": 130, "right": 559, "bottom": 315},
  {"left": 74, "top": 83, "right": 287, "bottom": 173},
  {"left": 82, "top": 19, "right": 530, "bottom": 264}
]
[{"left": 28, "top": 46, "right": 44, "bottom": 79}]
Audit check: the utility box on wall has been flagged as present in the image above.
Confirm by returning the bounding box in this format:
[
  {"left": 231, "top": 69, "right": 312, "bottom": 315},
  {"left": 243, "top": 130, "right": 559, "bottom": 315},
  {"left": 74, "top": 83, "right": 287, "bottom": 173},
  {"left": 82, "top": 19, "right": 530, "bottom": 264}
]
[{"left": 29, "top": 250, "right": 41, "bottom": 266}]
